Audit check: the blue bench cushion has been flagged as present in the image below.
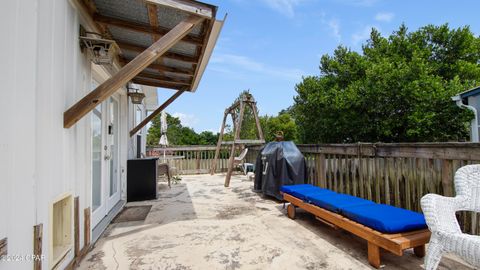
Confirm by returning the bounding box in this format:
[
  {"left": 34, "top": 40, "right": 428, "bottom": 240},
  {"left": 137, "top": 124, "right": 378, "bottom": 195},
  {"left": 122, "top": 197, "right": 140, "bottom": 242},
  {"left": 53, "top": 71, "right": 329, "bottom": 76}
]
[
  {"left": 280, "top": 185, "right": 335, "bottom": 201},
  {"left": 342, "top": 204, "right": 427, "bottom": 234},
  {"left": 280, "top": 184, "right": 315, "bottom": 192},
  {"left": 306, "top": 193, "right": 374, "bottom": 213}
]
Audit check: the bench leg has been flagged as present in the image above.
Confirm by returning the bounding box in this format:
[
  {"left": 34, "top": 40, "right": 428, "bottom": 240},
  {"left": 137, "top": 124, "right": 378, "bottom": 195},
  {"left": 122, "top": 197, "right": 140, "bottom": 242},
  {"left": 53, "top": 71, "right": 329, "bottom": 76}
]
[
  {"left": 287, "top": 204, "right": 296, "bottom": 220},
  {"left": 414, "top": 245, "right": 425, "bottom": 258},
  {"left": 368, "top": 242, "right": 381, "bottom": 269}
]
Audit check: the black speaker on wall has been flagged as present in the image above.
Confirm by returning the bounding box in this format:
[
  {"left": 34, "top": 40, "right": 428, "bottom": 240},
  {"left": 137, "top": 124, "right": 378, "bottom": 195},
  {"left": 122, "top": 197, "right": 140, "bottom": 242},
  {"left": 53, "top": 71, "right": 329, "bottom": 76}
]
[{"left": 136, "top": 135, "right": 141, "bottom": 158}]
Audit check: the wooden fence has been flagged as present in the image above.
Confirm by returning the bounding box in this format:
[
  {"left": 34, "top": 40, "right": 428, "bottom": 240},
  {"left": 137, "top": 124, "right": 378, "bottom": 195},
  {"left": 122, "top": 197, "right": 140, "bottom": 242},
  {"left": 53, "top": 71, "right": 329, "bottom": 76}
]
[
  {"left": 147, "top": 143, "right": 480, "bottom": 234},
  {"left": 147, "top": 145, "right": 239, "bottom": 175},
  {"left": 247, "top": 143, "right": 480, "bottom": 234}
]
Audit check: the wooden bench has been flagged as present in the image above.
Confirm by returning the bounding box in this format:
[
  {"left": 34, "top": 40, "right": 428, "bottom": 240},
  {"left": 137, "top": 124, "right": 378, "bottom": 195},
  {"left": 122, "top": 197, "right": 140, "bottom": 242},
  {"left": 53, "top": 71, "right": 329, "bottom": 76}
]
[{"left": 283, "top": 193, "right": 431, "bottom": 268}]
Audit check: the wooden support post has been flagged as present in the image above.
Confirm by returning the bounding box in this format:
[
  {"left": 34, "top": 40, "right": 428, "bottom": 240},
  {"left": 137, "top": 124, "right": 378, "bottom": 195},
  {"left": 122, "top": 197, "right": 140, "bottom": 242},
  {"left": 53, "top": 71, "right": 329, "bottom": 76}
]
[
  {"left": 210, "top": 110, "right": 228, "bottom": 174},
  {"left": 287, "top": 204, "right": 296, "bottom": 219},
  {"left": 225, "top": 101, "right": 245, "bottom": 187},
  {"left": 84, "top": 208, "right": 91, "bottom": 249},
  {"left": 64, "top": 15, "right": 203, "bottom": 128},
  {"left": 250, "top": 103, "right": 264, "bottom": 140},
  {"left": 367, "top": 242, "right": 381, "bottom": 269},
  {"left": 414, "top": 245, "right": 426, "bottom": 257},
  {"left": 0, "top": 238, "right": 7, "bottom": 257},
  {"left": 74, "top": 197, "right": 80, "bottom": 258},
  {"left": 130, "top": 90, "right": 185, "bottom": 136},
  {"left": 33, "top": 224, "right": 43, "bottom": 270}
]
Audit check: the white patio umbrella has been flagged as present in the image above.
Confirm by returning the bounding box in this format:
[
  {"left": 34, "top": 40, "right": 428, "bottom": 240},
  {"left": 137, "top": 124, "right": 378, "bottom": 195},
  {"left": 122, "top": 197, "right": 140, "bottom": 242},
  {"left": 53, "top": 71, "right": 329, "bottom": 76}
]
[{"left": 159, "top": 111, "right": 168, "bottom": 162}]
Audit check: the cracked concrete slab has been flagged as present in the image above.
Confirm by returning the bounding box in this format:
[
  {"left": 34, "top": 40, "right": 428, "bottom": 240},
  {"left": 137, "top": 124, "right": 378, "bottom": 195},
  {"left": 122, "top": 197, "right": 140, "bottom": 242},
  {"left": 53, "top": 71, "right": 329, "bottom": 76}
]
[{"left": 78, "top": 174, "right": 474, "bottom": 270}]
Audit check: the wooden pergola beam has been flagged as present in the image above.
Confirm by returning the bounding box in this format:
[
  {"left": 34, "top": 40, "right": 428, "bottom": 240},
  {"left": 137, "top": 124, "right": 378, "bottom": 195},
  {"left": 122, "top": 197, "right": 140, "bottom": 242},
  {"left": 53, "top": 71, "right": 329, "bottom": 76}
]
[
  {"left": 146, "top": 3, "right": 161, "bottom": 41},
  {"left": 117, "top": 41, "right": 197, "bottom": 63},
  {"left": 94, "top": 14, "right": 204, "bottom": 46},
  {"left": 132, "top": 78, "right": 184, "bottom": 90},
  {"left": 137, "top": 72, "right": 191, "bottom": 85},
  {"left": 146, "top": 0, "right": 215, "bottom": 19},
  {"left": 130, "top": 90, "right": 185, "bottom": 136},
  {"left": 120, "top": 58, "right": 195, "bottom": 76},
  {"left": 64, "top": 15, "right": 203, "bottom": 128}
]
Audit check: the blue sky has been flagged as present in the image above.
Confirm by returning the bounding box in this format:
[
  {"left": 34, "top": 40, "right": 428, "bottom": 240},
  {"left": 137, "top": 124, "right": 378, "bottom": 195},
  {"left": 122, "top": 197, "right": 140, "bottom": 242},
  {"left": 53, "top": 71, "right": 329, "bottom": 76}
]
[{"left": 157, "top": 0, "right": 480, "bottom": 133}]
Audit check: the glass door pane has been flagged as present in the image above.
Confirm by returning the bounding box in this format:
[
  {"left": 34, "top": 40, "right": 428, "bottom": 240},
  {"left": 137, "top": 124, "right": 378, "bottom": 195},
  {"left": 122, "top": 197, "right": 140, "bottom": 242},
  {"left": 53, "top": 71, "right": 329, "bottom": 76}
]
[
  {"left": 92, "top": 106, "right": 102, "bottom": 211},
  {"left": 109, "top": 98, "right": 119, "bottom": 196}
]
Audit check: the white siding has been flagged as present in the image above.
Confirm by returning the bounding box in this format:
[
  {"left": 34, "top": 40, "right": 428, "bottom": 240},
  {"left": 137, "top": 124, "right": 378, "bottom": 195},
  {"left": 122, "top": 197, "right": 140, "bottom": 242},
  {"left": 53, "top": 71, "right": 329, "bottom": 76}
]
[
  {"left": 0, "top": 0, "right": 38, "bottom": 269},
  {"left": 0, "top": 0, "right": 141, "bottom": 269}
]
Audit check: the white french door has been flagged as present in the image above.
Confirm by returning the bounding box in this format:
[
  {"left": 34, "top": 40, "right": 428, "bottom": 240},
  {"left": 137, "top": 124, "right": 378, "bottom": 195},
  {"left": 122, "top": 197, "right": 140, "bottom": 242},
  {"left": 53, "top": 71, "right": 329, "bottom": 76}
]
[
  {"left": 91, "top": 93, "right": 121, "bottom": 228},
  {"left": 107, "top": 97, "right": 120, "bottom": 211}
]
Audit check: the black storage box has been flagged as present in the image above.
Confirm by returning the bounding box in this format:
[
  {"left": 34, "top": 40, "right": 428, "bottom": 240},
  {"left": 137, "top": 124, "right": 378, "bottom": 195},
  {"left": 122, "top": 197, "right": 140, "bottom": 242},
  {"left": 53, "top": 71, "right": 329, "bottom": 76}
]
[{"left": 127, "top": 158, "right": 158, "bottom": 202}]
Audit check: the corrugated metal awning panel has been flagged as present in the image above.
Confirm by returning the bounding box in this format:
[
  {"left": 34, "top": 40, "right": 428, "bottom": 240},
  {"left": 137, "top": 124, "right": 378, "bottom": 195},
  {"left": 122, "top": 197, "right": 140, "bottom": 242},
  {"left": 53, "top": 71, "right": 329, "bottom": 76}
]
[{"left": 90, "top": 0, "right": 218, "bottom": 91}]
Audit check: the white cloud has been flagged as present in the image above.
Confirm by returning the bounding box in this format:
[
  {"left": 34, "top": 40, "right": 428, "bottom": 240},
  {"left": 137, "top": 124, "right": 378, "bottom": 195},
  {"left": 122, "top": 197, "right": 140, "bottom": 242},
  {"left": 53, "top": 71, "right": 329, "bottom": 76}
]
[
  {"left": 375, "top": 12, "right": 394, "bottom": 22},
  {"left": 172, "top": 112, "right": 198, "bottom": 127},
  {"left": 327, "top": 18, "right": 341, "bottom": 42},
  {"left": 261, "top": 0, "right": 303, "bottom": 18},
  {"left": 210, "top": 53, "right": 304, "bottom": 82},
  {"left": 318, "top": 12, "right": 341, "bottom": 42}
]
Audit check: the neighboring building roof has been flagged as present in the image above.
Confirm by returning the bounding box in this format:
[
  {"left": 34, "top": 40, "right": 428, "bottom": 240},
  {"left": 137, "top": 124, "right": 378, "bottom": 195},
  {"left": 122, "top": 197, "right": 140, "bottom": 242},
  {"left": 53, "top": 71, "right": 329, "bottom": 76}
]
[
  {"left": 88, "top": 0, "right": 224, "bottom": 92},
  {"left": 459, "top": 86, "right": 480, "bottom": 99}
]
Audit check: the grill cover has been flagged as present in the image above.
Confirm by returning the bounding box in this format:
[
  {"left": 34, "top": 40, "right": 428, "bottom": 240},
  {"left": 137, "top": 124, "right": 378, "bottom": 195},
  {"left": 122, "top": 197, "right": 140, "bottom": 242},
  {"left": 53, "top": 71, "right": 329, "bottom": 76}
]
[{"left": 253, "top": 141, "right": 306, "bottom": 200}]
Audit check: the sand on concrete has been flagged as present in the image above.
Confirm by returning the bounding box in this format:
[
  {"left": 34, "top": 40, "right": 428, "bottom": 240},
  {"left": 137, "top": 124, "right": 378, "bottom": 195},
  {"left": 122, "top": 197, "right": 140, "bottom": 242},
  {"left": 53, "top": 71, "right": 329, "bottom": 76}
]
[{"left": 78, "top": 174, "right": 474, "bottom": 270}]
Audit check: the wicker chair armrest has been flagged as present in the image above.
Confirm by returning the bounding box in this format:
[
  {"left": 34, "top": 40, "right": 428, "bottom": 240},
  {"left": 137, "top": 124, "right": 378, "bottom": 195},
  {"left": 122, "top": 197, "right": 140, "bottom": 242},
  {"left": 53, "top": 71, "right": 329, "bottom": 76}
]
[{"left": 421, "top": 194, "right": 462, "bottom": 234}]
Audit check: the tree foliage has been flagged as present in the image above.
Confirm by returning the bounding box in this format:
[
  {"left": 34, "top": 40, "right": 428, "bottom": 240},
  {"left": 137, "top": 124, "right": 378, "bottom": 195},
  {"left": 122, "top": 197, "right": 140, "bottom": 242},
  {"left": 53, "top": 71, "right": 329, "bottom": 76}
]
[
  {"left": 147, "top": 113, "right": 218, "bottom": 146},
  {"left": 292, "top": 24, "right": 477, "bottom": 143},
  {"left": 260, "top": 112, "right": 299, "bottom": 142}
]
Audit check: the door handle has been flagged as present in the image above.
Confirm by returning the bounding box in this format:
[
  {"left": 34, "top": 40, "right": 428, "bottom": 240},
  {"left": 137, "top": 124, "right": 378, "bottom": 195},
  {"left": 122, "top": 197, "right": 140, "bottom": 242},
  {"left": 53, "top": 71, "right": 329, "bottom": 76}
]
[{"left": 104, "top": 155, "right": 111, "bottom": 161}]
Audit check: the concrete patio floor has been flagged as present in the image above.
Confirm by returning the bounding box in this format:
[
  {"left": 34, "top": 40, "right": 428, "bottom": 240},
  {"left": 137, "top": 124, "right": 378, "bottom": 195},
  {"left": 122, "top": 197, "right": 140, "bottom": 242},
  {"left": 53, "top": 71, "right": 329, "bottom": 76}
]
[{"left": 78, "top": 174, "right": 473, "bottom": 270}]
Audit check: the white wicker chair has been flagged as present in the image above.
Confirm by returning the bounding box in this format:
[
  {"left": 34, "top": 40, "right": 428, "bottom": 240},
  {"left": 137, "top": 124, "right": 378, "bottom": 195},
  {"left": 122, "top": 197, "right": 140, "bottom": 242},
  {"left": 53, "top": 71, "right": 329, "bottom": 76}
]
[{"left": 421, "top": 164, "right": 480, "bottom": 270}]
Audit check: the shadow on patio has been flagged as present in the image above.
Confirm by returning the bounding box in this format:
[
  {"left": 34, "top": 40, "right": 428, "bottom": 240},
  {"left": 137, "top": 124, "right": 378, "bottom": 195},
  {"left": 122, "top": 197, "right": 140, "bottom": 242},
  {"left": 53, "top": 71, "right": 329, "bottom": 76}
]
[{"left": 78, "top": 174, "right": 473, "bottom": 270}]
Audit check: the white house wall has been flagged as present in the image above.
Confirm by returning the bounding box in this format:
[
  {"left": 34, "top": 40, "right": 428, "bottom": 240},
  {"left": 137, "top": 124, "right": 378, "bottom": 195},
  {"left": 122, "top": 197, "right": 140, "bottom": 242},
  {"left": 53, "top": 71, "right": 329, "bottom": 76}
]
[
  {"left": 0, "top": 0, "right": 148, "bottom": 269},
  {"left": 0, "top": 1, "right": 38, "bottom": 270}
]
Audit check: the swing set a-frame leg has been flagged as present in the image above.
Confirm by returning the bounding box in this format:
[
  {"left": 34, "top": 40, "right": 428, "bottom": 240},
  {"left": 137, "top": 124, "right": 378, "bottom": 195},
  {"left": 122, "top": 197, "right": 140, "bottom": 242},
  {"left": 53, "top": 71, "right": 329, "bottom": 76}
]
[
  {"left": 224, "top": 101, "right": 245, "bottom": 187},
  {"left": 211, "top": 111, "right": 228, "bottom": 175}
]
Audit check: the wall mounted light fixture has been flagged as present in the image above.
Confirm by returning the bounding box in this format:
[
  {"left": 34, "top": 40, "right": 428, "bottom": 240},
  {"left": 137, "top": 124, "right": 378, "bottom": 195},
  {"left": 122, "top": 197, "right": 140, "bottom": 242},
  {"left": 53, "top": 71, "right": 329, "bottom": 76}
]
[{"left": 127, "top": 86, "right": 145, "bottom": 104}]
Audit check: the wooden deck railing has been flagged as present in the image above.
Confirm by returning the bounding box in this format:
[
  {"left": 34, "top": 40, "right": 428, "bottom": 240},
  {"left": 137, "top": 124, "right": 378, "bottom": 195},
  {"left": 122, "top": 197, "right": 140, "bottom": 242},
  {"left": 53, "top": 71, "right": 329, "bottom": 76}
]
[
  {"left": 247, "top": 143, "right": 480, "bottom": 234},
  {"left": 147, "top": 143, "right": 480, "bottom": 234},
  {"left": 147, "top": 145, "right": 239, "bottom": 175}
]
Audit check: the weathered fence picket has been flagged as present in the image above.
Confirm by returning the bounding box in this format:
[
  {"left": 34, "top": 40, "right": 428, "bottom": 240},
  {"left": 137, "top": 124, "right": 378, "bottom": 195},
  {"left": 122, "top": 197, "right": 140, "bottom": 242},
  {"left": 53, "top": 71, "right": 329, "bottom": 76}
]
[
  {"left": 247, "top": 143, "right": 480, "bottom": 234},
  {"left": 147, "top": 145, "right": 237, "bottom": 175},
  {"left": 148, "top": 143, "right": 480, "bottom": 234}
]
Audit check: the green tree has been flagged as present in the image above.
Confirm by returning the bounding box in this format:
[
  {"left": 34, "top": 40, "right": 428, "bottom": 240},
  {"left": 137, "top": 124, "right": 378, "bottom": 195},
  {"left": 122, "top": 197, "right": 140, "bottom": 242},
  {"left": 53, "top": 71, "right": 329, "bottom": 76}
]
[
  {"left": 197, "top": 131, "right": 219, "bottom": 145},
  {"left": 292, "top": 24, "right": 477, "bottom": 143},
  {"left": 147, "top": 113, "right": 217, "bottom": 146},
  {"left": 260, "top": 112, "right": 299, "bottom": 142}
]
